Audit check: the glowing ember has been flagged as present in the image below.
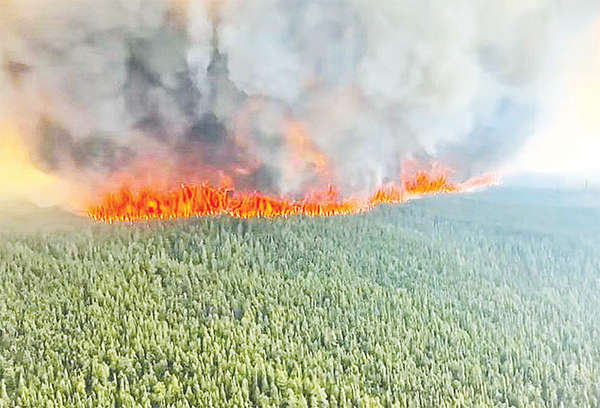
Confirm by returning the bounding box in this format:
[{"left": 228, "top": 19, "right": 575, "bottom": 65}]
[{"left": 88, "top": 168, "right": 501, "bottom": 223}]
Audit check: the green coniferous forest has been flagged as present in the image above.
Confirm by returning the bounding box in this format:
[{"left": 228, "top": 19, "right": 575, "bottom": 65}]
[{"left": 1, "top": 190, "right": 599, "bottom": 407}]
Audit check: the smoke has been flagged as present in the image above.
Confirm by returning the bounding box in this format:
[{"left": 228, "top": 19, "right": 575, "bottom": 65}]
[
  {"left": 218, "top": 0, "right": 552, "bottom": 185},
  {"left": 0, "top": 0, "right": 594, "bottom": 203}
]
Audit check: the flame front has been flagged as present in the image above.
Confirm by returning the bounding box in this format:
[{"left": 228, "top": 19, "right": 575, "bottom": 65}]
[{"left": 88, "top": 168, "right": 500, "bottom": 223}]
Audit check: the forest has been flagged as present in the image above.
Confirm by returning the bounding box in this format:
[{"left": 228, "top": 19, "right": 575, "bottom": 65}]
[{"left": 1, "top": 191, "right": 599, "bottom": 407}]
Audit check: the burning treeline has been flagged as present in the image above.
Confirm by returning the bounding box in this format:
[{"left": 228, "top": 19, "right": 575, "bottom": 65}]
[
  {"left": 0, "top": 0, "right": 555, "bottom": 219},
  {"left": 87, "top": 170, "right": 500, "bottom": 222}
]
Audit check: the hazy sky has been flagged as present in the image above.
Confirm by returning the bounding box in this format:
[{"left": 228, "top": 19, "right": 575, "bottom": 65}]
[{"left": 511, "top": 9, "right": 600, "bottom": 180}]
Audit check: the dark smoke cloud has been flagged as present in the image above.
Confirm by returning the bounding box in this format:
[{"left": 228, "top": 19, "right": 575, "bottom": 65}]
[{"left": 1, "top": 0, "right": 597, "bottom": 198}]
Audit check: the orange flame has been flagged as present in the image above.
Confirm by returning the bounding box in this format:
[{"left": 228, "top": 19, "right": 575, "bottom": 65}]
[
  {"left": 284, "top": 118, "right": 330, "bottom": 175},
  {"left": 88, "top": 168, "right": 501, "bottom": 223}
]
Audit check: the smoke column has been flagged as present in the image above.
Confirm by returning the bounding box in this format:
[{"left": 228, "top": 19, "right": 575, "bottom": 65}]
[{"left": 1, "top": 0, "right": 596, "bottom": 205}]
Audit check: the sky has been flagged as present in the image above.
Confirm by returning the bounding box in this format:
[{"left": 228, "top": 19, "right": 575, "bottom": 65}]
[{"left": 510, "top": 11, "right": 600, "bottom": 184}]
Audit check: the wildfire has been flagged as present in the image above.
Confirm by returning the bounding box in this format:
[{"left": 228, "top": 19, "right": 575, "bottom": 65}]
[{"left": 88, "top": 169, "right": 500, "bottom": 223}]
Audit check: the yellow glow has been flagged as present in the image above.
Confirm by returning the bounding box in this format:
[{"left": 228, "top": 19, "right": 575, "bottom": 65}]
[{"left": 0, "top": 120, "right": 63, "bottom": 205}]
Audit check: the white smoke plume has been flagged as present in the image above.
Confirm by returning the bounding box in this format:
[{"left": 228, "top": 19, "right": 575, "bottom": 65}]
[
  {"left": 0, "top": 0, "right": 596, "bottom": 200},
  {"left": 217, "top": 0, "right": 552, "bottom": 190}
]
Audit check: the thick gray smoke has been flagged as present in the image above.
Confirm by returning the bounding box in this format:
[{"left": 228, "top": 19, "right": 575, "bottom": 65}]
[{"left": 0, "top": 0, "right": 585, "bottom": 197}]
